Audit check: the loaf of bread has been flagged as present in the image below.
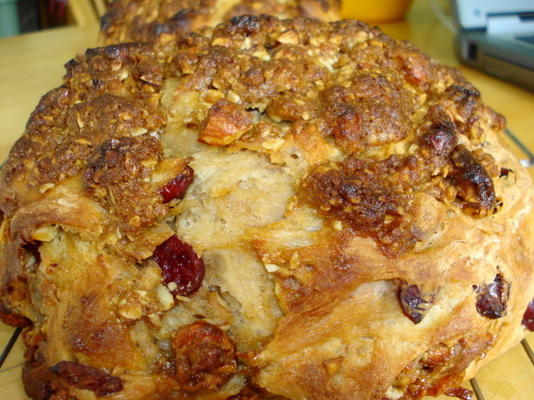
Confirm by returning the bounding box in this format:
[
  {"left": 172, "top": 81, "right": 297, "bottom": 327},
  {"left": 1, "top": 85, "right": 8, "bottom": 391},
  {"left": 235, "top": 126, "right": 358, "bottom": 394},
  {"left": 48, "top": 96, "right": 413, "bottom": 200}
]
[{"left": 1, "top": 15, "right": 533, "bottom": 400}]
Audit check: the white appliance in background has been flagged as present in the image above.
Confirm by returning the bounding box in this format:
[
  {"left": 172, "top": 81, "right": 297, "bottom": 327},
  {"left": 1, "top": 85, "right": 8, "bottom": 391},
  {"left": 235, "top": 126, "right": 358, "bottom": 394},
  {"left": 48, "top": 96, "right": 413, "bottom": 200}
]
[{"left": 451, "top": 0, "right": 534, "bottom": 91}]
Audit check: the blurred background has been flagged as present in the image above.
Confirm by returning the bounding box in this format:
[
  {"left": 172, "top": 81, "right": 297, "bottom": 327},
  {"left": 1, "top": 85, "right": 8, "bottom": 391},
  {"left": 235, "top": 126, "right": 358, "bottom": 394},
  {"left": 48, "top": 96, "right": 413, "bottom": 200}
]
[
  {"left": 1, "top": 0, "right": 69, "bottom": 36},
  {"left": 0, "top": 0, "right": 107, "bottom": 37}
]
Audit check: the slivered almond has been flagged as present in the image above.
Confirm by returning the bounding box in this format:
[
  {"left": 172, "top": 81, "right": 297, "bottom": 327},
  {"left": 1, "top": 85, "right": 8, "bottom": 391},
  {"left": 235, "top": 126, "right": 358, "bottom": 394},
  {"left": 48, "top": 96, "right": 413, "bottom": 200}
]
[{"left": 199, "top": 100, "right": 253, "bottom": 146}]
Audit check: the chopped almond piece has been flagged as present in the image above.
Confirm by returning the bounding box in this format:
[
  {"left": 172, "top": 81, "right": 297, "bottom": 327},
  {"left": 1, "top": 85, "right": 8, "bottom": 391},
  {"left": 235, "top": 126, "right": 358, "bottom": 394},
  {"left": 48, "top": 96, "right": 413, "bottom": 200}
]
[{"left": 199, "top": 100, "right": 253, "bottom": 146}]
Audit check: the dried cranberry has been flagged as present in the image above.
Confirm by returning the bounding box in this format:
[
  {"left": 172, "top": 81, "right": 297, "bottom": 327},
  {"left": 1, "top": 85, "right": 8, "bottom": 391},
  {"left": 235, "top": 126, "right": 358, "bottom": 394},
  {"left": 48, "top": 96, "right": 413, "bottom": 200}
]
[
  {"left": 153, "top": 235, "right": 205, "bottom": 297},
  {"left": 475, "top": 274, "right": 509, "bottom": 319},
  {"left": 160, "top": 166, "right": 194, "bottom": 203},
  {"left": 522, "top": 299, "right": 534, "bottom": 331},
  {"left": 0, "top": 300, "right": 31, "bottom": 327},
  {"left": 499, "top": 168, "right": 512, "bottom": 178},
  {"left": 398, "top": 284, "right": 432, "bottom": 324},
  {"left": 49, "top": 361, "right": 123, "bottom": 397},
  {"left": 445, "top": 387, "right": 473, "bottom": 400},
  {"left": 421, "top": 120, "right": 457, "bottom": 156}
]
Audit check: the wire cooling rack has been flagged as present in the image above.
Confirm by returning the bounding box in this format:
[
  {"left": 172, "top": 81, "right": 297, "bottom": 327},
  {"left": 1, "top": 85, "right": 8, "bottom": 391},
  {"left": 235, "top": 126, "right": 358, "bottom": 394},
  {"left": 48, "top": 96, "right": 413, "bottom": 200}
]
[
  {"left": 0, "top": 328, "right": 532, "bottom": 399},
  {"left": 0, "top": 130, "right": 533, "bottom": 399}
]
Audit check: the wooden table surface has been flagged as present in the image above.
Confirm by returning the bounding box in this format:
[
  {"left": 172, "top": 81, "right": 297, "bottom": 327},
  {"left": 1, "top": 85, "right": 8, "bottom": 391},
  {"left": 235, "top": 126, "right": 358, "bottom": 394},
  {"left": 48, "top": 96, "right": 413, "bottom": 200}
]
[{"left": 0, "top": 0, "right": 533, "bottom": 399}]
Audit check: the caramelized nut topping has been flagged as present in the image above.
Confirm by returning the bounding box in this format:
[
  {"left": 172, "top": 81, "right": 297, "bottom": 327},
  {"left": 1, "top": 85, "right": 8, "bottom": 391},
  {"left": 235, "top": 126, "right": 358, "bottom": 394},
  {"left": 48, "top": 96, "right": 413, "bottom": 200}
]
[
  {"left": 450, "top": 146, "right": 496, "bottom": 217},
  {"left": 49, "top": 361, "right": 123, "bottom": 397},
  {"left": 199, "top": 100, "right": 254, "bottom": 146},
  {"left": 172, "top": 321, "right": 237, "bottom": 392},
  {"left": 301, "top": 155, "right": 418, "bottom": 257}
]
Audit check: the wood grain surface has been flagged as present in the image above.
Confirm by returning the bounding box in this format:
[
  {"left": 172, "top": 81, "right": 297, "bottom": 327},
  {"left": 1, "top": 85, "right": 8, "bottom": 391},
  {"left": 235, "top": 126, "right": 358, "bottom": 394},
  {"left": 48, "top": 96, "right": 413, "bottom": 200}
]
[{"left": 0, "top": 0, "right": 533, "bottom": 398}]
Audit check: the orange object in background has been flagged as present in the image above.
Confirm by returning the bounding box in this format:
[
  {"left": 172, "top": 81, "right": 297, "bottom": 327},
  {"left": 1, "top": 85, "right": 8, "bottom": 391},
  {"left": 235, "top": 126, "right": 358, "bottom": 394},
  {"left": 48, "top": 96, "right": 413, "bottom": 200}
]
[{"left": 341, "top": 0, "right": 414, "bottom": 22}]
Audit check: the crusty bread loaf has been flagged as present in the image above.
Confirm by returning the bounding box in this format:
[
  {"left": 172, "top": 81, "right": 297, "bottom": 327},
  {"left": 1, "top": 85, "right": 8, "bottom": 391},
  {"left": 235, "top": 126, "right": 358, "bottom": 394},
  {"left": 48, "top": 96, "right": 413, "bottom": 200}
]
[
  {"left": 100, "top": 0, "right": 341, "bottom": 44},
  {"left": 1, "top": 16, "right": 533, "bottom": 400}
]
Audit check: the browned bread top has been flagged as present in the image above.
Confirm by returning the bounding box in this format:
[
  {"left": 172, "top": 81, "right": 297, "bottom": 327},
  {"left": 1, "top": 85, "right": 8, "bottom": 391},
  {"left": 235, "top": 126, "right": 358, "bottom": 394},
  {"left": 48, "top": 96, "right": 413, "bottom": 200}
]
[{"left": 101, "top": 0, "right": 341, "bottom": 44}]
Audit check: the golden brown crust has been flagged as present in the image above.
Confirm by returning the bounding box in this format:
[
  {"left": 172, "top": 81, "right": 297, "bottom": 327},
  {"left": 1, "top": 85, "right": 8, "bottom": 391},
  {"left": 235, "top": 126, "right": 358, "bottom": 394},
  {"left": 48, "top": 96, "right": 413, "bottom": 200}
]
[
  {"left": 100, "top": 0, "right": 341, "bottom": 44},
  {"left": 0, "top": 16, "right": 533, "bottom": 400},
  {"left": 84, "top": 135, "right": 166, "bottom": 232}
]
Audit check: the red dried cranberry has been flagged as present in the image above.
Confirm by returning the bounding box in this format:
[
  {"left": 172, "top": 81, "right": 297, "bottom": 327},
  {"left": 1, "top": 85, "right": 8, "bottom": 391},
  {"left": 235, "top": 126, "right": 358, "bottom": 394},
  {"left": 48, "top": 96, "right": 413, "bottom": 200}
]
[
  {"left": 49, "top": 361, "right": 123, "bottom": 397},
  {"left": 445, "top": 387, "right": 473, "bottom": 400},
  {"left": 522, "top": 299, "right": 534, "bottom": 331},
  {"left": 0, "top": 301, "right": 31, "bottom": 328},
  {"left": 422, "top": 120, "right": 457, "bottom": 156},
  {"left": 398, "top": 284, "right": 432, "bottom": 324},
  {"left": 160, "top": 166, "right": 194, "bottom": 203},
  {"left": 499, "top": 168, "right": 512, "bottom": 178},
  {"left": 475, "top": 274, "right": 509, "bottom": 319},
  {"left": 153, "top": 235, "right": 205, "bottom": 297}
]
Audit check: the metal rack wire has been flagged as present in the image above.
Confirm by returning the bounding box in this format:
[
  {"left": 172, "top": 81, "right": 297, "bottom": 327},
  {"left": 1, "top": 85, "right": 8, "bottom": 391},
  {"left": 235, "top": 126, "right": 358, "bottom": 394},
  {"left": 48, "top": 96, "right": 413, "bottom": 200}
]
[
  {"left": 0, "top": 326, "right": 532, "bottom": 399},
  {"left": 0, "top": 327, "right": 21, "bottom": 368}
]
